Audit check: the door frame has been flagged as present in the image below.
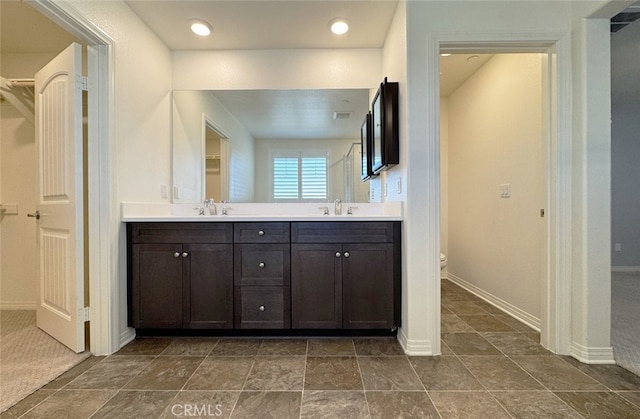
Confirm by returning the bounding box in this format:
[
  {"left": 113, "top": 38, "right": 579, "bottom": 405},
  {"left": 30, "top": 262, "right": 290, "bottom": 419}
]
[
  {"left": 433, "top": 33, "right": 572, "bottom": 355},
  {"left": 29, "top": 0, "right": 117, "bottom": 355}
]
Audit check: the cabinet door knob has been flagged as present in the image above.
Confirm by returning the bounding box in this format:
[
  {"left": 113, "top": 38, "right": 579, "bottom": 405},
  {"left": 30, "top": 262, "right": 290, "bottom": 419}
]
[
  {"left": 182, "top": 252, "right": 189, "bottom": 258},
  {"left": 343, "top": 251, "right": 350, "bottom": 258},
  {"left": 335, "top": 252, "right": 341, "bottom": 258},
  {"left": 258, "top": 262, "right": 265, "bottom": 268},
  {"left": 174, "top": 252, "right": 180, "bottom": 258},
  {"left": 258, "top": 230, "right": 265, "bottom": 236},
  {"left": 259, "top": 305, "right": 265, "bottom": 312}
]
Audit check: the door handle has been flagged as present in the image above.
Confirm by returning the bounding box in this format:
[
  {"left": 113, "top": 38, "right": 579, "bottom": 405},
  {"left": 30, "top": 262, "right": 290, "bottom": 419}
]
[{"left": 27, "top": 210, "right": 41, "bottom": 220}]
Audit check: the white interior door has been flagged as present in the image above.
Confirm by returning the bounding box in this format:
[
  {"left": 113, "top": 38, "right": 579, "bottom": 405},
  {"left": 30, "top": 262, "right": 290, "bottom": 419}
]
[{"left": 34, "top": 43, "right": 85, "bottom": 353}]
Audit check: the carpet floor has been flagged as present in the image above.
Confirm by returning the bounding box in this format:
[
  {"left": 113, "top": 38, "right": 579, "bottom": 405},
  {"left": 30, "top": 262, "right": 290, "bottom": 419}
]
[
  {"left": 612, "top": 271, "right": 640, "bottom": 376},
  {"left": 0, "top": 310, "right": 89, "bottom": 413}
]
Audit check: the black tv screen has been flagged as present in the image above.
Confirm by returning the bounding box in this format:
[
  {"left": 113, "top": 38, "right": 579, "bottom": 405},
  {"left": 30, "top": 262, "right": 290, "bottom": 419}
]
[
  {"left": 371, "top": 78, "right": 399, "bottom": 174},
  {"left": 360, "top": 112, "right": 373, "bottom": 181}
]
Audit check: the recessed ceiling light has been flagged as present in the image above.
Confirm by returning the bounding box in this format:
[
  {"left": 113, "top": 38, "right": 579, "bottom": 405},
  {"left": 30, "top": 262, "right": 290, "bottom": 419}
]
[
  {"left": 189, "top": 19, "right": 212, "bottom": 37},
  {"left": 329, "top": 18, "right": 350, "bottom": 35},
  {"left": 440, "top": 53, "right": 452, "bottom": 57}
]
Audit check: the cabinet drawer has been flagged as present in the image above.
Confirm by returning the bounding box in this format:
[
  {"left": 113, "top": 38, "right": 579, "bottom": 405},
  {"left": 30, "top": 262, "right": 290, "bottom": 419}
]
[
  {"left": 129, "top": 223, "right": 233, "bottom": 244},
  {"left": 234, "top": 286, "right": 291, "bottom": 329},
  {"left": 234, "top": 244, "right": 290, "bottom": 286},
  {"left": 291, "top": 222, "right": 397, "bottom": 243},
  {"left": 234, "top": 222, "right": 290, "bottom": 243}
]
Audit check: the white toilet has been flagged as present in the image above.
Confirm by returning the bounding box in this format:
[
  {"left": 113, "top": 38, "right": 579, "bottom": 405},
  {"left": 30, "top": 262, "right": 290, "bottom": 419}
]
[{"left": 440, "top": 252, "right": 447, "bottom": 270}]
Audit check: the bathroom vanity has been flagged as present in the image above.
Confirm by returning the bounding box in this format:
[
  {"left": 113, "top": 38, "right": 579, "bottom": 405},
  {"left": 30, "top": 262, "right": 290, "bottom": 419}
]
[{"left": 124, "top": 203, "right": 402, "bottom": 335}]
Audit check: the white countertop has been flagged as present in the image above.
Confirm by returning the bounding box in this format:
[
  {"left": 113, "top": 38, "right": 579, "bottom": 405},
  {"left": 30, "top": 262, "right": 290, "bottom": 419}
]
[{"left": 121, "top": 202, "right": 403, "bottom": 222}]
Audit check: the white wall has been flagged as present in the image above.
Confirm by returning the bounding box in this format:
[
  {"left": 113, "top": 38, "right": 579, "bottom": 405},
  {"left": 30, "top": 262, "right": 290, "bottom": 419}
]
[
  {"left": 253, "top": 138, "right": 358, "bottom": 203},
  {"left": 447, "top": 54, "right": 544, "bottom": 322},
  {"left": 0, "top": 52, "right": 60, "bottom": 308},
  {"left": 172, "top": 90, "right": 255, "bottom": 203},
  {"left": 611, "top": 19, "right": 640, "bottom": 270}
]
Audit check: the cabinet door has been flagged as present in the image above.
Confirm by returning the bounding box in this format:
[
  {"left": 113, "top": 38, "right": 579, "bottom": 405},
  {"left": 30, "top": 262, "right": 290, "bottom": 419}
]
[
  {"left": 184, "top": 244, "right": 233, "bottom": 329},
  {"left": 342, "top": 243, "right": 395, "bottom": 329},
  {"left": 291, "top": 243, "right": 342, "bottom": 329},
  {"left": 130, "top": 244, "right": 183, "bottom": 328}
]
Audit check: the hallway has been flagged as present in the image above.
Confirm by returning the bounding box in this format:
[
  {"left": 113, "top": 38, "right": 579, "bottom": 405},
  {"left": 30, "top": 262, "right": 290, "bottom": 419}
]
[{"left": 3, "top": 279, "right": 640, "bottom": 418}]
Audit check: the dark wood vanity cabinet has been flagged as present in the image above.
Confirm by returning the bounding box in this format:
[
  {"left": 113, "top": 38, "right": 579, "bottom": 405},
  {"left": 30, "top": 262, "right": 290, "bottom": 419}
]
[
  {"left": 291, "top": 222, "right": 401, "bottom": 330},
  {"left": 128, "top": 223, "right": 234, "bottom": 329},
  {"left": 128, "top": 220, "right": 400, "bottom": 332},
  {"left": 233, "top": 223, "right": 291, "bottom": 329}
]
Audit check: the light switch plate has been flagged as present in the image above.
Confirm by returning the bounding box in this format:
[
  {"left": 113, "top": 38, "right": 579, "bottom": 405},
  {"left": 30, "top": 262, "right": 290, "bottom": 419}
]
[{"left": 500, "top": 183, "right": 511, "bottom": 198}]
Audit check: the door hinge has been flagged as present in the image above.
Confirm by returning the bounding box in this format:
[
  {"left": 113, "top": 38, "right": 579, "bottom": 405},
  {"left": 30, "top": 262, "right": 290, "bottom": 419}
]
[
  {"left": 78, "top": 75, "right": 89, "bottom": 92},
  {"left": 81, "top": 306, "right": 91, "bottom": 322}
]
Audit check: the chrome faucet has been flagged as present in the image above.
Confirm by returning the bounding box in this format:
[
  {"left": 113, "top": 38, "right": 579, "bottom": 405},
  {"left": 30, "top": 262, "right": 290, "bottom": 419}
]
[
  {"left": 204, "top": 198, "right": 217, "bottom": 215},
  {"left": 334, "top": 198, "right": 342, "bottom": 216}
]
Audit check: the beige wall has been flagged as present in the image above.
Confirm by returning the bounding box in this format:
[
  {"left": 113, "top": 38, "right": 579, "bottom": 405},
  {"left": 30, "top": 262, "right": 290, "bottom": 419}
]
[{"left": 446, "top": 53, "right": 544, "bottom": 322}]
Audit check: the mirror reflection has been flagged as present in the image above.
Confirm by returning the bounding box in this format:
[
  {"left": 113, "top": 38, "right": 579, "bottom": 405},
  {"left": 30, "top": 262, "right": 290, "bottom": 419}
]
[{"left": 171, "top": 89, "right": 371, "bottom": 204}]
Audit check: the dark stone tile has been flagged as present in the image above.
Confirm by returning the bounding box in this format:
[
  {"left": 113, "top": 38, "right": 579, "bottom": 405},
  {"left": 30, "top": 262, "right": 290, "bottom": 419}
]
[
  {"left": 300, "top": 391, "right": 368, "bottom": 419},
  {"left": 511, "top": 356, "right": 608, "bottom": 391},
  {"left": 460, "top": 355, "right": 545, "bottom": 390},
  {"left": 65, "top": 355, "right": 156, "bottom": 389},
  {"left": 115, "top": 338, "right": 174, "bottom": 355},
  {"left": 304, "top": 356, "right": 362, "bottom": 390},
  {"left": 618, "top": 391, "right": 640, "bottom": 408},
  {"left": 441, "top": 332, "right": 501, "bottom": 356},
  {"left": 492, "top": 313, "right": 538, "bottom": 333},
  {"left": 19, "top": 389, "right": 116, "bottom": 419},
  {"left": 159, "top": 338, "right": 218, "bottom": 356},
  {"left": 366, "top": 391, "right": 439, "bottom": 419},
  {"left": 492, "top": 390, "right": 582, "bottom": 418},
  {"left": 353, "top": 338, "right": 405, "bottom": 356},
  {"left": 458, "top": 315, "right": 515, "bottom": 332},
  {"left": 257, "top": 339, "right": 308, "bottom": 356},
  {"left": 554, "top": 391, "right": 640, "bottom": 418},
  {"left": 481, "top": 332, "right": 550, "bottom": 355},
  {"left": 185, "top": 357, "right": 254, "bottom": 390},
  {"left": 124, "top": 356, "right": 204, "bottom": 390},
  {"left": 428, "top": 391, "right": 511, "bottom": 418},
  {"left": 42, "top": 356, "right": 106, "bottom": 389},
  {"left": 472, "top": 300, "right": 505, "bottom": 314},
  {"left": 441, "top": 313, "right": 475, "bottom": 333},
  {"left": 210, "top": 339, "right": 261, "bottom": 356},
  {"left": 409, "top": 356, "right": 484, "bottom": 390},
  {"left": 0, "top": 390, "right": 55, "bottom": 419},
  {"left": 358, "top": 356, "right": 423, "bottom": 390},
  {"left": 560, "top": 358, "right": 640, "bottom": 390},
  {"left": 91, "top": 390, "right": 177, "bottom": 419},
  {"left": 307, "top": 339, "right": 355, "bottom": 356},
  {"left": 231, "top": 391, "right": 301, "bottom": 418},
  {"left": 244, "top": 356, "right": 305, "bottom": 390},
  {"left": 440, "top": 340, "right": 454, "bottom": 355},
  {"left": 158, "top": 391, "right": 240, "bottom": 419},
  {"left": 442, "top": 300, "right": 490, "bottom": 316}
]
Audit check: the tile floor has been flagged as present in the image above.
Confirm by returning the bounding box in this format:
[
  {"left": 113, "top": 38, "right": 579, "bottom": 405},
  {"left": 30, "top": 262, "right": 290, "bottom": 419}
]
[{"left": 3, "top": 279, "right": 640, "bottom": 418}]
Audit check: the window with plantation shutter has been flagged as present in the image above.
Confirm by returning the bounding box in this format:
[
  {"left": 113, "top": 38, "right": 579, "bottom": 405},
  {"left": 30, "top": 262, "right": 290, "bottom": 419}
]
[{"left": 272, "top": 151, "right": 328, "bottom": 202}]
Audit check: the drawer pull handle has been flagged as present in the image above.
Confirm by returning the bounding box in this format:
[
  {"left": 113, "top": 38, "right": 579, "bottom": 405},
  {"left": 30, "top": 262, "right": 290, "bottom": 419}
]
[
  {"left": 174, "top": 252, "right": 180, "bottom": 258},
  {"left": 259, "top": 262, "right": 265, "bottom": 268},
  {"left": 344, "top": 252, "right": 350, "bottom": 258},
  {"left": 259, "top": 305, "right": 265, "bottom": 312},
  {"left": 258, "top": 230, "right": 265, "bottom": 236},
  {"left": 335, "top": 252, "right": 341, "bottom": 258},
  {"left": 182, "top": 252, "right": 189, "bottom": 258}
]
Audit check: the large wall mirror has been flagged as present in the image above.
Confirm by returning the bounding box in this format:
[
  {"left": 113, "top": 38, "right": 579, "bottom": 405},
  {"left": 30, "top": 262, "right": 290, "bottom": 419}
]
[{"left": 172, "top": 89, "right": 372, "bottom": 204}]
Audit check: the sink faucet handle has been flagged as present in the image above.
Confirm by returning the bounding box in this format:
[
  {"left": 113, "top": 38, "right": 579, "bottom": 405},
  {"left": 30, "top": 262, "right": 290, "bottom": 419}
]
[
  {"left": 194, "top": 207, "right": 205, "bottom": 216},
  {"left": 347, "top": 206, "right": 358, "bottom": 215},
  {"left": 318, "top": 206, "right": 329, "bottom": 215}
]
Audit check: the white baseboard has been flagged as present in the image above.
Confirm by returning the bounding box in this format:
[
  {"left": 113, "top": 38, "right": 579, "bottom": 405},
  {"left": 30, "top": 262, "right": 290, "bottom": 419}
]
[
  {"left": 397, "top": 327, "right": 435, "bottom": 356},
  {"left": 119, "top": 327, "right": 136, "bottom": 351},
  {"left": 612, "top": 266, "right": 640, "bottom": 273},
  {"left": 0, "top": 301, "right": 37, "bottom": 310},
  {"left": 570, "top": 342, "right": 615, "bottom": 364},
  {"left": 445, "top": 273, "right": 541, "bottom": 331}
]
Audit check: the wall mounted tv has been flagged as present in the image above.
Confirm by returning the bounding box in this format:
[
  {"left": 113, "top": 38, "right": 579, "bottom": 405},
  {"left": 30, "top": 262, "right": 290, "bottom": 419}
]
[
  {"left": 360, "top": 112, "right": 373, "bottom": 181},
  {"left": 371, "top": 77, "right": 399, "bottom": 175}
]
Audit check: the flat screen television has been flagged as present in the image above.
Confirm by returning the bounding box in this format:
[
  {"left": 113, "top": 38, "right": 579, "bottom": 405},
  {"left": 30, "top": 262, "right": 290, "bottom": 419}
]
[
  {"left": 360, "top": 112, "right": 373, "bottom": 181},
  {"left": 371, "top": 77, "right": 399, "bottom": 174}
]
